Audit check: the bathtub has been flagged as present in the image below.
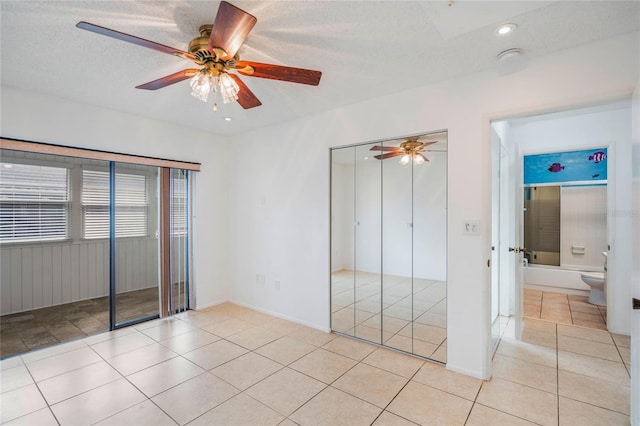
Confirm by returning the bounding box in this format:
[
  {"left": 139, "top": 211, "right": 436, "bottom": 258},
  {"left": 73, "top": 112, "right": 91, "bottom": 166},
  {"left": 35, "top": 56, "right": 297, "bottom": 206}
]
[{"left": 524, "top": 264, "right": 593, "bottom": 296}]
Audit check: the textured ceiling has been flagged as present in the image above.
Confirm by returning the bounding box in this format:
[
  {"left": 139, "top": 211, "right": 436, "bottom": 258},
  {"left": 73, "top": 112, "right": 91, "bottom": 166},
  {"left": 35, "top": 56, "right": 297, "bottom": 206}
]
[{"left": 1, "top": 1, "right": 639, "bottom": 136}]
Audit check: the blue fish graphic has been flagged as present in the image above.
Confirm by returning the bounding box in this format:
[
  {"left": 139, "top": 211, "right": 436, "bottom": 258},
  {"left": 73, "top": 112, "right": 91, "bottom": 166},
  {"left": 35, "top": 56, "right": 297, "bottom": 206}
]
[{"left": 548, "top": 163, "right": 564, "bottom": 173}]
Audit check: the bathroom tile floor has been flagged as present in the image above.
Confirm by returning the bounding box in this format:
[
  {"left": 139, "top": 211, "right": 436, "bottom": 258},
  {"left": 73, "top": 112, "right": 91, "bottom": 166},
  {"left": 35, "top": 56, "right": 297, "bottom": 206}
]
[
  {"left": 523, "top": 288, "right": 607, "bottom": 330},
  {"left": 0, "top": 302, "right": 631, "bottom": 425}
]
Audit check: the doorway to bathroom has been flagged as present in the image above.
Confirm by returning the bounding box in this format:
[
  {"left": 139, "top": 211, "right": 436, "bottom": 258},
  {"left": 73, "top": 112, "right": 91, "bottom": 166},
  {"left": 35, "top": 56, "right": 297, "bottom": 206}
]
[
  {"left": 489, "top": 100, "right": 635, "bottom": 423},
  {"left": 490, "top": 99, "right": 633, "bottom": 343}
]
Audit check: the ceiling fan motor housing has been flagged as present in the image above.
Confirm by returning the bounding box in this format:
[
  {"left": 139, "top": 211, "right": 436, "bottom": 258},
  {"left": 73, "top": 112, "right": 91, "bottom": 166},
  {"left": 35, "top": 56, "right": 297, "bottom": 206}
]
[
  {"left": 189, "top": 24, "right": 233, "bottom": 66},
  {"left": 400, "top": 140, "right": 423, "bottom": 153},
  {"left": 188, "top": 25, "right": 213, "bottom": 54}
]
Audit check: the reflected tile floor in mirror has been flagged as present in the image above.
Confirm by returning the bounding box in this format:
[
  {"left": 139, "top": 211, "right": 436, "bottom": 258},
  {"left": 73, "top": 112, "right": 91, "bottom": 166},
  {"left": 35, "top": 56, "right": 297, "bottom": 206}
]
[
  {"left": 0, "top": 303, "right": 630, "bottom": 425},
  {"left": 331, "top": 270, "right": 447, "bottom": 362}
]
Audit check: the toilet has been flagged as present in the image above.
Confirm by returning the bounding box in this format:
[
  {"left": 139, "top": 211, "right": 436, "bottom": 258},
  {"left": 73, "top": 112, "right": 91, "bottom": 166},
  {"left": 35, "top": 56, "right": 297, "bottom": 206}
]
[{"left": 580, "top": 252, "right": 607, "bottom": 305}]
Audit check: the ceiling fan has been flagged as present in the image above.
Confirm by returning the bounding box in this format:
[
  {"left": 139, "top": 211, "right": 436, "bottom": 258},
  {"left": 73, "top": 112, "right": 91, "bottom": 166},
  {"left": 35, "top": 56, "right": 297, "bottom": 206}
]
[
  {"left": 76, "top": 1, "right": 322, "bottom": 110},
  {"left": 370, "top": 136, "right": 443, "bottom": 165}
]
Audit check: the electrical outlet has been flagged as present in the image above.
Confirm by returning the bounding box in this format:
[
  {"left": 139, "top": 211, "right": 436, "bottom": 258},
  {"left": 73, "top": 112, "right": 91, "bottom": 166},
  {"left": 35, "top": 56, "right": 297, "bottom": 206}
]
[
  {"left": 256, "top": 274, "right": 266, "bottom": 285},
  {"left": 274, "top": 280, "right": 281, "bottom": 290}
]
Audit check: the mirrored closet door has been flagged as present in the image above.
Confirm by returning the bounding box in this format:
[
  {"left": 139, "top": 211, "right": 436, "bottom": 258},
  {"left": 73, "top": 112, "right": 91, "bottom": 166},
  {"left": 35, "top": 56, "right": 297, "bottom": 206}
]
[{"left": 330, "top": 131, "right": 448, "bottom": 362}]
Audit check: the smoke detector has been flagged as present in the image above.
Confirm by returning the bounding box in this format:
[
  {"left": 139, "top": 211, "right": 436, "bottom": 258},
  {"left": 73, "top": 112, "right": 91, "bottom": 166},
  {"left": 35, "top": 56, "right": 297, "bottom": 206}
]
[{"left": 497, "top": 48, "right": 523, "bottom": 62}]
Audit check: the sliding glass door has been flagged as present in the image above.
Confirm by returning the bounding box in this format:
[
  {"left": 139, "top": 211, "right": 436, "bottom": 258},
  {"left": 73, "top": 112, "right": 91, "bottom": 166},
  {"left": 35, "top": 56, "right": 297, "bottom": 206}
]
[
  {"left": 169, "top": 169, "right": 189, "bottom": 314},
  {"left": 1, "top": 142, "right": 196, "bottom": 341},
  {"left": 113, "top": 163, "right": 160, "bottom": 327}
]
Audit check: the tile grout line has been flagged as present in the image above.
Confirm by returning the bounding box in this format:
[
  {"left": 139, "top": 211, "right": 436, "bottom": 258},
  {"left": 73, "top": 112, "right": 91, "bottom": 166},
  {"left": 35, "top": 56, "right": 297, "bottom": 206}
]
[
  {"left": 17, "top": 355, "right": 62, "bottom": 426},
  {"left": 367, "top": 362, "right": 424, "bottom": 426},
  {"left": 556, "top": 322, "right": 560, "bottom": 426},
  {"left": 463, "top": 375, "right": 486, "bottom": 425}
]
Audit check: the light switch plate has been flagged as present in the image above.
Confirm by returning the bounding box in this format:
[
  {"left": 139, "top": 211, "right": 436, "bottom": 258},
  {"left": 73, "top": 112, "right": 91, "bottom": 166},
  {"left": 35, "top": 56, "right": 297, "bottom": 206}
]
[{"left": 464, "top": 220, "right": 480, "bottom": 235}]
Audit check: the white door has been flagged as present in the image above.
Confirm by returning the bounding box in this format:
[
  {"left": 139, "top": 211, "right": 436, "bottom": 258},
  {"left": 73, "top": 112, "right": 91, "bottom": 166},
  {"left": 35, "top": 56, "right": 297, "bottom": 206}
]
[
  {"left": 631, "top": 179, "right": 639, "bottom": 424},
  {"left": 629, "top": 90, "right": 638, "bottom": 425},
  {"left": 490, "top": 129, "right": 501, "bottom": 351},
  {"left": 490, "top": 123, "right": 521, "bottom": 341},
  {"left": 512, "top": 143, "right": 525, "bottom": 339}
]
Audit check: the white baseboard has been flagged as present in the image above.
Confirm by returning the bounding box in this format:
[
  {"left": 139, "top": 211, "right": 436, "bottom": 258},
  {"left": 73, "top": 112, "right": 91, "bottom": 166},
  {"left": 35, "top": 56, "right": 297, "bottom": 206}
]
[
  {"left": 229, "top": 300, "right": 331, "bottom": 333},
  {"left": 446, "top": 363, "right": 489, "bottom": 380}
]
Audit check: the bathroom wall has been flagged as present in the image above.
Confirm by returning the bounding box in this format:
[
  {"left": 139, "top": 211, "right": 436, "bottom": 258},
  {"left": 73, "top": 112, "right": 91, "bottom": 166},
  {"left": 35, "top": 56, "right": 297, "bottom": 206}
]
[{"left": 560, "top": 185, "right": 607, "bottom": 270}]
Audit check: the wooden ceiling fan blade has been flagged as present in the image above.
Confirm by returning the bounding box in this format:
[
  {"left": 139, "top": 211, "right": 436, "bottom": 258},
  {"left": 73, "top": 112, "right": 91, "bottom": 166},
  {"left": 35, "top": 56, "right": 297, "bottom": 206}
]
[
  {"left": 229, "top": 74, "right": 262, "bottom": 109},
  {"left": 76, "top": 21, "right": 195, "bottom": 61},
  {"left": 208, "top": 1, "right": 257, "bottom": 60},
  {"left": 370, "top": 146, "right": 399, "bottom": 152},
  {"left": 236, "top": 61, "right": 322, "bottom": 86},
  {"left": 416, "top": 141, "right": 438, "bottom": 149},
  {"left": 135, "top": 69, "right": 199, "bottom": 90},
  {"left": 374, "top": 152, "right": 403, "bottom": 160}
]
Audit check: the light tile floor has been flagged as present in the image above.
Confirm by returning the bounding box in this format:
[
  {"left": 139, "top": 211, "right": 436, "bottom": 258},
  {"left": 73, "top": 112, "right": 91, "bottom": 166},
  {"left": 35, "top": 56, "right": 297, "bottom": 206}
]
[{"left": 0, "top": 303, "right": 631, "bottom": 425}]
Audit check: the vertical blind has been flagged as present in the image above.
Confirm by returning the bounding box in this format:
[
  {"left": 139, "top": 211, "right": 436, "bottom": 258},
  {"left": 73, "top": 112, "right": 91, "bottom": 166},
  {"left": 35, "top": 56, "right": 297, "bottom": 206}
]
[
  {"left": 0, "top": 162, "right": 69, "bottom": 242},
  {"left": 82, "top": 170, "right": 148, "bottom": 239},
  {"left": 171, "top": 170, "right": 187, "bottom": 236}
]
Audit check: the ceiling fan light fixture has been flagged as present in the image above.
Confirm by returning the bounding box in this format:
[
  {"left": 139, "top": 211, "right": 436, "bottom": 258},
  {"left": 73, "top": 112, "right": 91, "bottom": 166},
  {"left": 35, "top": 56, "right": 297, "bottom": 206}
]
[
  {"left": 190, "top": 70, "right": 213, "bottom": 102},
  {"left": 414, "top": 155, "right": 426, "bottom": 165},
  {"left": 400, "top": 154, "right": 411, "bottom": 166},
  {"left": 218, "top": 72, "right": 240, "bottom": 104}
]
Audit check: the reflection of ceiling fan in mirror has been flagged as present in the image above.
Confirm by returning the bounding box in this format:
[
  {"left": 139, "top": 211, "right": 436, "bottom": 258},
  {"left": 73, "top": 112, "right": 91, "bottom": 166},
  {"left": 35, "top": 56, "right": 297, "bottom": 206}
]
[
  {"left": 370, "top": 136, "right": 444, "bottom": 165},
  {"left": 76, "top": 1, "right": 322, "bottom": 111}
]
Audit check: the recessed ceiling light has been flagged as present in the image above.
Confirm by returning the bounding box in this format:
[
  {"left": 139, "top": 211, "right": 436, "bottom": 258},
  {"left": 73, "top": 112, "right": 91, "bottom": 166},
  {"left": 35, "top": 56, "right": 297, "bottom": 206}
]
[
  {"left": 224, "top": 117, "right": 232, "bottom": 121},
  {"left": 497, "top": 48, "right": 523, "bottom": 62},
  {"left": 496, "top": 23, "right": 517, "bottom": 36}
]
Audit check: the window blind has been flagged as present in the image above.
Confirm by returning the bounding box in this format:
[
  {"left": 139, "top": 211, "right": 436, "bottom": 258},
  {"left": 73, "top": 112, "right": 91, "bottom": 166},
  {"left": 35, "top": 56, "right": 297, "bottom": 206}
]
[
  {"left": 0, "top": 162, "right": 69, "bottom": 242},
  {"left": 82, "top": 170, "right": 148, "bottom": 239}
]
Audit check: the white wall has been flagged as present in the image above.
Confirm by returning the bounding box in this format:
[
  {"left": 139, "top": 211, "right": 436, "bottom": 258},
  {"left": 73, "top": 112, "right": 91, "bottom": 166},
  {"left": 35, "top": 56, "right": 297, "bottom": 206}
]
[
  {"left": 560, "top": 186, "right": 607, "bottom": 270},
  {"left": 0, "top": 86, "right": 232, "bottom": 310},
  {"left": 228, "top": 32, "right": 639, "bottom": 378},
  {"left": 507, "top": 103, "right": 633, "bottom": 334},
  {"left": 330, "top": 162, "right": 353, "bottom": 271}
]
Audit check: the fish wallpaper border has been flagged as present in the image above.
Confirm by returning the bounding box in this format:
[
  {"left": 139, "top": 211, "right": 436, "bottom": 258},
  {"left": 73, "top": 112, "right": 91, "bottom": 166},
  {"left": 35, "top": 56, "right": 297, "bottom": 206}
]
[{"left": 524, "top": 148, "right": 607, "bottom": 186}]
